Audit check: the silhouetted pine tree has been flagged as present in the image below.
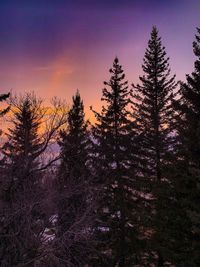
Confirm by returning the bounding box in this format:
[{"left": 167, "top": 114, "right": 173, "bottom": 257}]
[
  {"left": 54, "top": 91, "right": 93, "bottom": 267},
  {"left": 91, "top": 57, "right": 140, "bottom": 267},
  {"left": 133, "top": 27, "right": 177, "bottom": 266},
  {"left": 0, "top": 95, "right": 45, "bottom": 266},
  {"left": 4, "top": 97, "right": 43, "bottom": 178},
  {"left": 173, "top": 27, "right": 200, "bottom": 266}
]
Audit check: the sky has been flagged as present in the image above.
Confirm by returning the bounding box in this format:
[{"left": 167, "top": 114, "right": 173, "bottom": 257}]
[{"left": 0, "top": 0, "right": 199, "bottom": 120}]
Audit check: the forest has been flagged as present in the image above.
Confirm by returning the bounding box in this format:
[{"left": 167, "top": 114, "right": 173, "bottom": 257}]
[{"left": 0, "top": 26, "right": 199, "bottom": 267}]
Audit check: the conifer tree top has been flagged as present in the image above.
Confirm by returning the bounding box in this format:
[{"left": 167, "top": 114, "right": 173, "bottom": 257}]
[
  {"left": 102, "top": 57, "right": 129, "bottom": 112},
  {"left": 68, "top": 89, "right": 87, "bottom": 134},
  {"left": 193, "top": 27, "right": 200, "bottom": 72},
  {"left": 179, "top": 27, "right": 200, "bottom": 113},
  {"left": 141, "top": 26, "right": 171, "bottom": 79}
]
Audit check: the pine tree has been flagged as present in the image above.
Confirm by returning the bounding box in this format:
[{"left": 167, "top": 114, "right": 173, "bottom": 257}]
[
  {"left": 54, "top": 91, "right": 93, "bottom": 267},
  {"left": 0, "top": 94, "right": 45, "bottom": 266},
  {"left": 173, "top": 27, "right": 200, "bottom": 266},
  {"left": 133, "top": 27, "right": 177, "bottom": 266},
  {"left": 4, "top": 96, "right": 43, "bottom": 183},
  {"left": 91, "top": 57, "right": 140, "bottom": 266}
]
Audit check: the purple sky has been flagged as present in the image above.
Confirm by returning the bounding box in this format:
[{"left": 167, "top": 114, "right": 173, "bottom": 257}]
[{"left": 0, "top": 0, "right": 199, "bottom": 120}]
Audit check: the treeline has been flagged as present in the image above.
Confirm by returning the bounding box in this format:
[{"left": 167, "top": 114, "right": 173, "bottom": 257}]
[{"left": 0, "top": 26, "right": 199, "bottom": 267}]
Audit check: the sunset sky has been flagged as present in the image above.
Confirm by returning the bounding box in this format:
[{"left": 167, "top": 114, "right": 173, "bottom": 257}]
[{"left": 0, "top": 0, "right": 199, "bottom": 120}]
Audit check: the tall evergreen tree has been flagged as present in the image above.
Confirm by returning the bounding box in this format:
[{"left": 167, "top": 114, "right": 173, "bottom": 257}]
[
  {"left": 91, "top": 57, "right": 140, "bottom": 266},
  {"left": 4, "top": 96, "right": 43, "bottom": 181},
  {"left": 173, "top": 27, "right": 200, "bottom": 266},
  {"left": 0, "top": 95, "right": 45, "bottom": 266},
  {"left": 54, "top": 91, "right": 93, "bottom": 267},
  {"left": 133, "top": 27, "right": 177, "bottom": 266}
]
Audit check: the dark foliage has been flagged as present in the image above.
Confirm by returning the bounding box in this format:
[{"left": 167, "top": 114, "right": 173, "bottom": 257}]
[
  {"left": 173, "top": 27, "right": 200, "bottom": 266},
  {"left": 133, "top": 27, "right": 178, "bottom": 266},
  {"left": 0, "top": 95, "right": 45, "bottom": 266},
  {"left": 91, "top": 57, "right": 140, "bottom": 266},
  {"left": 54, "top": 91, "right": 94, "bottom": 267}
]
